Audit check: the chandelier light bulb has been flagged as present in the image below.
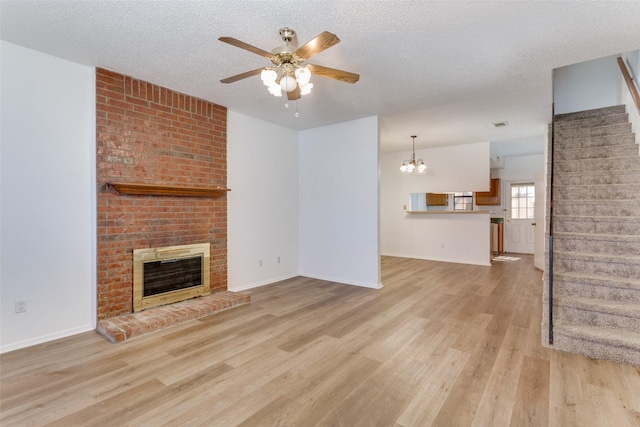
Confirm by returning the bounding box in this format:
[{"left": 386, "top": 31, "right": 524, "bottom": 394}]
[{"left": 417, "top": 162, "right": 427, "bottom": 173}]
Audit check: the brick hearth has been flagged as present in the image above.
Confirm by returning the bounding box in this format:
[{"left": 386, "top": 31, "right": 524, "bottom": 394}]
[{"left": 97, "top": 291, "right": 250, "bottom": 343}]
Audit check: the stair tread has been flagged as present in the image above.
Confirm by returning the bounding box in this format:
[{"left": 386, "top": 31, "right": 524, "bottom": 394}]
[
  {"left": 555, "top": 142, "right": 637, "bottom": 151},
  {"left": 554, "top": 232, "right": 640, "bottom": 241},
  {"left": 555, "top": 106, "right": 626, "bottom": 121},
  {"left": 555, "top": 122, "right": 631, "bottom": 130},
  {"left": 555, "top": 323, "right": 640, "bottom": 347},
  {"left": 556, "top": 296, "right": 640, "bottom": 313},
  {"left": 554, "top": 271, "right": 640, "bottom": 287},
  {"left": 553, "top": 183, "right": 640, "bottom": 188},
  {"left": 554, "top": 214, "right": 640, "bottom": 219},
  {"left": 555, "top": 249, "right": 640, "bottom": 259}
]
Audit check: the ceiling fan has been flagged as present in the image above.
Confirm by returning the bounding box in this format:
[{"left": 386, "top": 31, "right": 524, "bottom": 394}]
[{"left": 219, "top": 28, "right": 359, "bottom": 101}]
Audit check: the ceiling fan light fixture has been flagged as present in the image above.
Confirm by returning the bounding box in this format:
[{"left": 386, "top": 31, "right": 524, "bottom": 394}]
[{"left": 219, "top": 28, "right": 359, "bottom": 115}]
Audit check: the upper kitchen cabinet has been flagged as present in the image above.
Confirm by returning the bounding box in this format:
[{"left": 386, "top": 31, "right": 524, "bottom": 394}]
[{"left": 475, "top": 178, "right": 501, "bottom": 205}]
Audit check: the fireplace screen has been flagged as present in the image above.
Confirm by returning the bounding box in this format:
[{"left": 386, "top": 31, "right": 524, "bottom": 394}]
[
  {"left": 143, "top": 256, "right": 202, "bottom": 297},
  {"left": 133, "top": 243, "right": 210, "bottom": 312}
]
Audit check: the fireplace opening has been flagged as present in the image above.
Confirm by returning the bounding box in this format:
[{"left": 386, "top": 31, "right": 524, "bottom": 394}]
[
  {"left": 133, "top": 243, "right": 210, "bottom": 312},
  {"left": 143, "top": 256, "right": 202, "bottom": 297}
]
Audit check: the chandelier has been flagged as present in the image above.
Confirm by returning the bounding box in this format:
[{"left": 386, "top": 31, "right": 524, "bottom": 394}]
[{"left": 400, "top": 135, "right": 427, "bottom": 173}]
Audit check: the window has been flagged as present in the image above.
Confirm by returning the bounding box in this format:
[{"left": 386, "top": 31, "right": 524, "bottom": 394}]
[
  {"left": 511, "top": 183, "right": 535, "bottom": 219},
  {"left": 453, "top": 192, "right": 473, "bottom": 210}
]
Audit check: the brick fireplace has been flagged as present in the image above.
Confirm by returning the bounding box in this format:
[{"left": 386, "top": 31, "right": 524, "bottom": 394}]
[{"left": 96, "top": 68, "right": 228, "bottom": 321}]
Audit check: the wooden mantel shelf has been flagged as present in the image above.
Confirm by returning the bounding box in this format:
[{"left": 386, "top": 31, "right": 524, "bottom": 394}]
[{"left": 107, "top": 182, "right": 231, "bottom": 197}]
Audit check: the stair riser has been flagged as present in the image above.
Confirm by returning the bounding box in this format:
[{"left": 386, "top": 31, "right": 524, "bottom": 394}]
[
  {"left": 555, "top": 106, "right": 627, "bottom": 121},
  {"left": 553, "top": 237, "right": 640, "bottom": 256},
  {"left": 555, "top": 305, "right": 640, "bottom": 331},
  {"left": 550, "top": 331, "right": 640, "bottom": 367},
  {"left": 553, "top": 280, "right": 640, "bottom": 302},
  {"left": 554, "top": 185, "right": 640, "bottom": 201},
  {"left": 554, "top": 218, "right": 640, "bottom": 235},
  {"left": 553, "top": 133, "right": 636, "bottom": 149},
  {"left": 555, "top": 145, "right": 639, "bottom": 161},
  {"left": 553, "top": 172, "right": 640, "bottom": 186},
  {"left": 553, "top": 200, "right": 640, "bottom": 216},
  {"left": 554, "top": 113, "right": 629, "bottom": 130},
  {"left": 554, "top": 257, "right": 640, "bottom": 280},
  {"left": 555, "top": 123, "right": 632, "bottom": 139},
  {"left": 555, "top": 106, "right": 627, "bottom": 122},
  {"left": 554, "top": 157, "right": 640, "bottom": 173}
]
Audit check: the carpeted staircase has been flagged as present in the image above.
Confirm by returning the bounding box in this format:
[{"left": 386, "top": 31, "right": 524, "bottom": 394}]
[{"left": 542, "top": 105, "right": 640, "bottom": 367}]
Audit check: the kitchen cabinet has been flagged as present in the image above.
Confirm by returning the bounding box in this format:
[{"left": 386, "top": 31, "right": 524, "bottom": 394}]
[
  {"left": 426, "top": 193, "right": 448, "bottom": 206},
  {"left": 476, "top": 178, "right": 500, "bottom": 205}
]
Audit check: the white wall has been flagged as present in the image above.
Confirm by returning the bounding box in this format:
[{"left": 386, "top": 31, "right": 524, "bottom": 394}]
[
  {"left": 299, "top": 117, "right": 381, "bottom": 288},
  {"left": 554, "top": 54, "right": 622, "bottom": 114},
  {"left": 227, "top": 112, "right": 299, "bottom": 291},
  {"left": 391, "top": 142, "right": 491, "bottom": 194},
  {"left": 620, "top": 50, "right": 640, "bottom": 144},
  {"left": 380, "top": 142, "right": 491, "bottom": 266},
  {"left": 1, "top": 42, "right": 95, "bottom": 353}
]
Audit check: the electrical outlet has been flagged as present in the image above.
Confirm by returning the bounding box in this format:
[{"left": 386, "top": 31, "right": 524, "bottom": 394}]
[
  {"left": 441, "top": 243, "right": 445, "bottom": 249},
  {"left": 258, "top": 259, "right": 263, "bottom": 267},
  {"left": 277, "top": 256, "right": 281, "bottom": 264},
  {"left": 15, "top": 300, "right": 27, "bottom": 313}
]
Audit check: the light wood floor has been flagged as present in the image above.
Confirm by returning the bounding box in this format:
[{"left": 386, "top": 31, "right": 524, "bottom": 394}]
[{"left": 2, "top": 255, "right": 640, "bottom": 426}]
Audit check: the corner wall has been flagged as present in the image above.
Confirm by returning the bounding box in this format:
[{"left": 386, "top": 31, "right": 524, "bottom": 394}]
[
  {"left": 554, "top": 54, "right": 622, "bottom": 115},
  {"left": 299, "top": 117, "right": 381, "bottom": 288},
  {"left": 227, "top": 112, "right": 299, "bottom": 291},
  {"left": 1, "top": 42, "right": 95, "bottom": 353}
]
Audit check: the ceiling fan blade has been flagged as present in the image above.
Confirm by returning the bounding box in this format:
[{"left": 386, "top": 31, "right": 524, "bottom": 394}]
[
  {"left": 307, "top": 64, "right": 360, "bottom": 84},
  {"left": 218, "top": 37, "right": 274, "bottom": 59},
  {"left": 220, "top": 68, "right": 264, "bottom": 84},
  {"left": 287, "top": 86, "right": 301, "bottom": 101},
  {"left": 294, "top": 31, "right": 340, "bottom": 60}
]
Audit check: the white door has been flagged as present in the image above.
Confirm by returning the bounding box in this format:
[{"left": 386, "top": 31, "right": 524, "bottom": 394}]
[
  {"left": 505, "top": 182, "right": 536, "bottom": 254},
  {"left": 533, "top": 171, "right": 545, "bottom": 270}
]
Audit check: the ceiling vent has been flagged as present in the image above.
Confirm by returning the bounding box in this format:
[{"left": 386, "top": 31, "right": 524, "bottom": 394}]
[{"left": 493, "top": 121, "right": 509, "bottom": 128}]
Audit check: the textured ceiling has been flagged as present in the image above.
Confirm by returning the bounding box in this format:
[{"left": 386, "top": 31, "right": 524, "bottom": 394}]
[{"left": 2, "top": 1, "right": 639, "bottom": 154}]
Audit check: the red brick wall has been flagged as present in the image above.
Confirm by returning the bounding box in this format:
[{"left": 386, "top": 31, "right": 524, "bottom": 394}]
[{"left": 96, "top": 68, "right": 227, "bottom": 320}]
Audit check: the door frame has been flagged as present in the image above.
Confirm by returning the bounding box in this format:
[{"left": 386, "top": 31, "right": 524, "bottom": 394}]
[{"left": 504, "top": 180, "right": 536, "bottom": 254}]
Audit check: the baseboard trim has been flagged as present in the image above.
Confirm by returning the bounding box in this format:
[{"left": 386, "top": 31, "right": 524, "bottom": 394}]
[
  {"left": 227, "top": 273, "right": 300, "bottom": 292},
  {"left": 0, "top": 324, "right": 94, "bottom": 354},
  {"left": 381, "top": 252, "right": 491, "bottom": 267},
  {"left": 299, "top": 273, "right": 383, "bottom": 289}
]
